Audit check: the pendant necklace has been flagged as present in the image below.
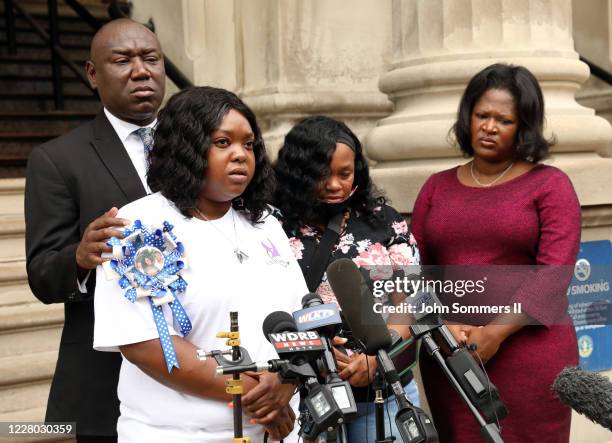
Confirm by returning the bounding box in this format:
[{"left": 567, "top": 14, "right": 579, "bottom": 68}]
[
  {"left": 193, "top": 206, "right": 249, "bottom": 263},
  {"left": 470, "top": 161, "right": 514, "bottom": 187}
]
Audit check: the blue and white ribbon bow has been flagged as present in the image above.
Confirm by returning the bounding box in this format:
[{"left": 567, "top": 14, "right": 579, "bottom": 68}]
[{"left": 104, "top": 220, "right": 191, "bottom": 372}]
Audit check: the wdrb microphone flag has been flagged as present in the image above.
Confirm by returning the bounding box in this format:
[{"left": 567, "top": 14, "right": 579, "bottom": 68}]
[{"left": 267, "top": 330, "right": 326, "bottom": 354}]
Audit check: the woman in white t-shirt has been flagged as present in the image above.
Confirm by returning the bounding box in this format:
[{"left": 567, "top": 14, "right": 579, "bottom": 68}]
[{"left": 94, "top": 86, "right": 307, "bottom": 442}]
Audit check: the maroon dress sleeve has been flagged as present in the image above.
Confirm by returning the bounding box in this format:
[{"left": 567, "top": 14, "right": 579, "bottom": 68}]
[{"left": 509, "top": 170, "right": 581, "bottom": 326}]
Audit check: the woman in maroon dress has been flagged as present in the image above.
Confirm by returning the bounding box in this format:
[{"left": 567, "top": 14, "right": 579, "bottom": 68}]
[{"left": 411, "top": 63, "right": 580, "bottom": 442}]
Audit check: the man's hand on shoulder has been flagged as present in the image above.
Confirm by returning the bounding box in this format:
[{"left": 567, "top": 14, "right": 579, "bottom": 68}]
[{"left": 76, "top": 207, "right": 130, "bottom": 271}]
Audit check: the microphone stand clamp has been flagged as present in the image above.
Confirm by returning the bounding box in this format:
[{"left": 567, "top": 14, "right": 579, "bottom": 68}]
[{"left": 196, "top": 311, "right": 253, "bottom": 443}]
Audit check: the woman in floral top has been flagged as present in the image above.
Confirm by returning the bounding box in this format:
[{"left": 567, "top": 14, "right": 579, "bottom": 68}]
[{"left": 274, "top": 116, "right": 420, "bottom": 442}]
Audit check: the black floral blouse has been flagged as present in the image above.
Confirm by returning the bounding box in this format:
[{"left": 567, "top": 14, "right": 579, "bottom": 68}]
[{"left": 285, "top": 204, "right": 420, "bottom": 307}]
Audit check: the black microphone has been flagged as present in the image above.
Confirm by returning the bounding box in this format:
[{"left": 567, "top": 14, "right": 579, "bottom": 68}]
[
  {"left": 262, "top": 311, "right": 326, "bottom": 367},
  {"left": 326, "top": 258, "right": 392, "bottom": 355},
  {"left": 327, "top": 258, "right": 439, "bottom": 443},
  {"left": 552, "top": 366, "right": 612, "bottom": 430},
  {"left": 302, "top": 292, "right": 323, "bottom": 307},
  {"left": 263, "top": 311, "right": 298, "bottom": 336}
]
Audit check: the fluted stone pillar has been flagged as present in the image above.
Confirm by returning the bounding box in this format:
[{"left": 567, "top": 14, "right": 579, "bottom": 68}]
[
  {"left": 366, "top": 0, "right": 612, "bottom": 238},
  {"left": 232, "top": 0, "right": 395, "bottom": 156}
]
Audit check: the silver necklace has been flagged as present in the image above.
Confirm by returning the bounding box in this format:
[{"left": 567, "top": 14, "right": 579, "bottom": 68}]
[
  {"left": 470, "top": 161, "right": 514, "bottom": 187},
  {"left": 193, "top": 207, "right": 249, "bottom": 263}
]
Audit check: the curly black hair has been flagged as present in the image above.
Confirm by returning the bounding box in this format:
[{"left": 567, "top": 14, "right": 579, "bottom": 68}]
[
  {"left": 147, "top": 86, "right": 273, "bottom": 223},
  {"left": 274, "top": 116, "right": 386, "bottom": 234},
  {"left": 452, "top": 63, "right": 553, "bottom": 163}
]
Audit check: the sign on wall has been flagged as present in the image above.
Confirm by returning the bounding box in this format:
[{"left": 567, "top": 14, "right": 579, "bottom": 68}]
[{"left": 567, "top": 240, "right": 612, "bottom": 371}]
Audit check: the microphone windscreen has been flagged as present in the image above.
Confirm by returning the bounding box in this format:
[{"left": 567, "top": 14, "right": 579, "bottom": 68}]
[
  {"left": 552, "top": 366, "right": 612, "bottom": 430},
  {"left": 326, "top": 258, "right": 391, "bottom": 355},
  {"left": 301, "top": 292, "right": 322, "bottom": 308},
  {"left": 262, "top": 311, "right": 297, "bottom": 339}
]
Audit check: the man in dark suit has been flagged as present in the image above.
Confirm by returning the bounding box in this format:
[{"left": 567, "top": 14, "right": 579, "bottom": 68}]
[{"left": 25, "top": 19, "right": 165, "bottom": 442}]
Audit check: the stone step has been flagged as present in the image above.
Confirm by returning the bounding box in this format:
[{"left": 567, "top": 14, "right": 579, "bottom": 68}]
[
  {"left": 0, "top": 0, "right": 109, "bottom": 20},
  {"left": 0, "top": 214, "right": 25, "bottom": 261},
  {"left": 0, "top": 77, "right": 91, "bottom": 96},
  {"left": 0, "top": 407, "right": 75, "bottom": 443},
  {"left": 0, "top": 16, "right": 98, "bottom": 35},
  {"left": 0, "top": 28, "right": 94, "bottom": 46},
  {"left": 0, "top": 380, "right": 51, "bottom": 416},
  {"left": 0, "top": 40, "right": 89, "bottom": 51},
  {"left": 0, "top": 179, "right": 25, "bottom": 215},
  {"left": 0, "top": 350, "right": 57, "bottom": 387},
  {"left": 0, "top": 259, "right": 27, "bottom": 284},
  {"left": 0, "top": 111, "right": 95, "bottom": 132},
  {"left": 0, "top": 300, "right": 64, "bottom": 334},
  {"left": 0, "top": 155, "right": 28, "bottom": 171},
  {"left": 0, "top": 132, "right": 62, "bottom": 143},
  {"left": 0, "top": 80, "right": 93, "bottom": 97},
  {"left": 0, "top": 281, "right": 64, "bottom": 359},
  {"left": 0, "top": 70, "right": 80, "bottom": 81},
  {"left": 0, "top": 406, "right": 45, "bottom": 422},
  {"left": 0, "top": 167, "right": 26, "bottom": 179},
  {"left": 0, "top": 271, "right": 64, "bottom": 443},
  {"left": 0, "top": 132, "right": 63, "bottom": 170},
  {"left": 0, "top": 44, "right": 89, "bottom": 60},
  {"left": 0, "top": 55, "right": 88, "bottom": 65},
  {"left": 0, "top": 93, "right": 100, "bottom": 113},
  {"left": 0, "top": 57, "right": 89, "bottom": 78},
  {"left": 0, "top": 283, "right": 64, "bottom": 370},
  {"left": 0, "top": 283, "right": 36, "bottom": 307},
  {"left": 0, "top": 321, "right": 62, "bottom": 360}
]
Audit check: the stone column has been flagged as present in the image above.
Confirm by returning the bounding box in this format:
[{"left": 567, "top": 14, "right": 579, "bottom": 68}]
[
  {"left": 365, "top": 0, "right": 612, "bottom": 239},
  {"left": 233, "top": 0, "right": 394, "bottom": 156},
  {"left": 573, "top": 0, "right": 612, "bottom": 73},
  {"left": 573, "top": 0, "right": 612, "bottom": 126}
]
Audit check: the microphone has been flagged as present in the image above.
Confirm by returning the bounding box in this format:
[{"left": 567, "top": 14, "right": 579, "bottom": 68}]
[
  {"left": 552, "top": 366, "right": 612, "bottom": 430},
  {"left": 262, "top": 311, "right": 326, "bottom": 366},
  {"left": 326, "top": 258, "right": 392, "bottom": 355},
  {"left": 262, "top": 310, "right": 346, "bottom": 439},
  {"left": 293, "top": 294, "right": 358, "bottom": 420},
  {"left": 295, "top": 293, "right": 358, "bottom": 349},
  {"left": 327, "top": 258, "right": 439, "bottom": 443},
  {"left": 263, "top": 311, "right": 298, "bottom": 336},
  {"left": 293, "top": 293, "right": 343, "bottom": 334}
]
